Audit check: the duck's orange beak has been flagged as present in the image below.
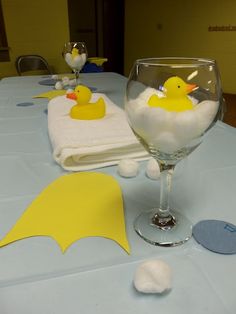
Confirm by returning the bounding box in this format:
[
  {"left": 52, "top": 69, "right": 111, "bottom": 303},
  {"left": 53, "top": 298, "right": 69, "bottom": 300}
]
[
  {"left": 186, "top": 84, "right": 197, "bottom": 94},
  {"left": 66, "top": 92, "right": 77, "bottom": 100}
]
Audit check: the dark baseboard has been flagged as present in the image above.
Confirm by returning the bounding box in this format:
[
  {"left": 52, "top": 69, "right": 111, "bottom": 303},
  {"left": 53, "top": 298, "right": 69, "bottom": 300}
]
[{"left": 223, "top": 93, "right": 236, "bottom": 127}]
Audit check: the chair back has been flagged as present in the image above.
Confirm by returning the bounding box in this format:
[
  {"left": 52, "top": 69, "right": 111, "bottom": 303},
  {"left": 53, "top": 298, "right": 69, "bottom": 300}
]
[{"left": 15, "top": 55, "right": 52, "bottom": 75}]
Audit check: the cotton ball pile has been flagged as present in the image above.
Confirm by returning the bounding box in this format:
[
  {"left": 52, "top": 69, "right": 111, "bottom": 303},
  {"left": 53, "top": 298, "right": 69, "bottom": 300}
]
[
  {"left": 126, "top": 88, "right": 219, "bottom": 154},
  {"left": 133, "top": 259, "right": 172, "bottom": 294},
  {"left": 146, "top": 158, "right": 160, "bottom": 180},
  {"left": 62, "top": 76, "right": 70, "bottom": 87},
  {"left": 51, "top": 74, "right": 59, "bottom": 80},
  {"left": 62, "top": 76, "right": 78, "bottom": 87},
  {"left": 54, "top": 77, "right": 78, "bottom": 90},
  {"left": 69, "top": 78, "right": 77, "bottom": 86},
  {"left": 65, "top": 52, "right": 87, "bottom": 71},
  {"left": 118, "top": 159, "right": 139, "bottom": 178}
]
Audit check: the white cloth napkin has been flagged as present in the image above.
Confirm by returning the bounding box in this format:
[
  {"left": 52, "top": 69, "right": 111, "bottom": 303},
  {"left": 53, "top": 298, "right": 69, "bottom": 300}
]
[{"left": 48, "top": 93, "right": 149, "bottom": 171}]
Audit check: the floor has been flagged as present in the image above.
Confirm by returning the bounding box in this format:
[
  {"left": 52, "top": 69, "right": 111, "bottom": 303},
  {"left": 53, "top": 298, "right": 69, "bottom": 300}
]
[{"left": 223, "top": 93, "right": 236, "bottom": 127}]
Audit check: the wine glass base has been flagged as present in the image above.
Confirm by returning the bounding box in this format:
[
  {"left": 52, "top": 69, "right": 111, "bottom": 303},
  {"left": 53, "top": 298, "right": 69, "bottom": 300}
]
[{"left": 134, "top": 210, "right": 192, "bottom": 247}]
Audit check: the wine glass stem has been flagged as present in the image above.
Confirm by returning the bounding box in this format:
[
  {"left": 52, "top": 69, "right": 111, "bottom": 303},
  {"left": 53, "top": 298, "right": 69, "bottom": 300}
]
[
  {"left": 152, "top": 163, "right": 176, "bottom": 229},
  {"left": 75, "top": 70, "right": 80, "bottom": 84}
]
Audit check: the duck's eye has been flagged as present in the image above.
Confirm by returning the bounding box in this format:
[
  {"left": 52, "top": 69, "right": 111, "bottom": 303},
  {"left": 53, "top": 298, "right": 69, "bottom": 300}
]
[{"left": 177, "top": 85, "right": 180, "bottom": 88}]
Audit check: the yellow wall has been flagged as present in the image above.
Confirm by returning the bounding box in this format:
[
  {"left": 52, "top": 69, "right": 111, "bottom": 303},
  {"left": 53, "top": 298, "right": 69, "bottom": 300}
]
[
  {"left": 125, "top": 0, "right": 236, "bottom": 93},
  {"left": 2, "top": 0, "right": 236, "bottom": 93},
  {"left": 0, "top": 0, "right": 70, "bottom": 78}
]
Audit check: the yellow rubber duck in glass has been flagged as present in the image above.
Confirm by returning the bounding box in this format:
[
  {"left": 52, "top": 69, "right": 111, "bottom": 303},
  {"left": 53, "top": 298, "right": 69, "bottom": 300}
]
[
  {"left": 67, "top": 85, "right": 106, "bottom": 120},
  {"left": 148, "top": 76, "right": 196, "bottom": 112},
  {"left": 71, "top": 47, "right": 79, "bottom": 58}
]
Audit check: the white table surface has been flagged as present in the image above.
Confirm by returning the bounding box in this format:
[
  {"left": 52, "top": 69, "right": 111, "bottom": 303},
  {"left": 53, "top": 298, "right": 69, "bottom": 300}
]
[{"left": 0, "top": 73, "right": 235, "bottom": 314}]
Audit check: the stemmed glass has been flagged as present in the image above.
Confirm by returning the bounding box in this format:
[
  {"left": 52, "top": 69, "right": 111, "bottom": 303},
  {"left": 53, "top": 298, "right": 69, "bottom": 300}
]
[
  {"left": 62, "top": 41, "right": 88, "bottom": 84},
  {"left": 125, "top": 57, "right": 223, "bottom": 246}
]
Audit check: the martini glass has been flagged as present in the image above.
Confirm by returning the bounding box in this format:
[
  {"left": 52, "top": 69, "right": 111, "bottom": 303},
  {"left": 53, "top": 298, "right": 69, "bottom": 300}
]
[
  {"left": 62, "top": 41, "right": 88, "bottom": 85},
  {"left": 125, "top": 57, "right": 223, "bottom": 246}
]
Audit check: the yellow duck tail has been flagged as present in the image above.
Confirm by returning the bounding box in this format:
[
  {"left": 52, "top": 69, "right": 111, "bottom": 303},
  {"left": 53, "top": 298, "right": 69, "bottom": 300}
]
[
  {"left": 148, "top": 94, "right": 161, "bottom": 107},
  {"left": 70, "top": 97, "right": 106, "bottom": 120}
]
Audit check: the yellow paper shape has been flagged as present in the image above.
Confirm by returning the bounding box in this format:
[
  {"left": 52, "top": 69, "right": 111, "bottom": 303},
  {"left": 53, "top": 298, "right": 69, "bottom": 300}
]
[
  {"left": 87, "top": 57, "right": 108, "bottom": 66},
  {"left": 33, "top": 90, "right": 66, "bottom": 99},
  {"left": 0, "top": 172, "right": 130, "bottom": 253}
]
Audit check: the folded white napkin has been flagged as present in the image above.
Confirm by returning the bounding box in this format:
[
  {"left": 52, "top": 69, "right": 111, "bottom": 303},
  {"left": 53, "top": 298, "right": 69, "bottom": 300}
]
[{"left": 48, "top": 93, "right": 149, "bottom": 171}]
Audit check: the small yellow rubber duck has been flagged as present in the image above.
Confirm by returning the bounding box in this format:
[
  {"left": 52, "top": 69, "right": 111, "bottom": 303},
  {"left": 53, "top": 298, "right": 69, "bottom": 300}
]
[
  {"left": 148, "top": 76, "right": 197, "bottom": 112},
  {"left": 71, "top": 47, "right": 80, "bottom": 59},
  {"left": 67, "top": 85, "right": 106, "bottom": 120}
]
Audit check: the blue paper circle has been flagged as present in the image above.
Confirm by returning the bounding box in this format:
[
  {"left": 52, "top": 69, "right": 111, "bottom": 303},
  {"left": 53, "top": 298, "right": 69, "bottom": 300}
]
[
  {"left": 38, "top": 79, "right": 55, "bottom": 86},
  {"left": 193, "top": 220, "right": 236, "bottom": 254}
]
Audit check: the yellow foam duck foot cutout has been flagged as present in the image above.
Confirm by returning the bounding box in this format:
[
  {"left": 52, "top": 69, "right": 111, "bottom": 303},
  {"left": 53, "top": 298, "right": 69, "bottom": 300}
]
[
  {"left": 67, "top": 85, "right": 106, "bottom": 120},
  {"left": 148, "top": 76, "right": 197, "bottom": 112},
  {"left": 33, "top": 90, "right": 66, "bottom": 100},
  {"left": 0, "top": 172, "right": 130, "bottom": 254}
]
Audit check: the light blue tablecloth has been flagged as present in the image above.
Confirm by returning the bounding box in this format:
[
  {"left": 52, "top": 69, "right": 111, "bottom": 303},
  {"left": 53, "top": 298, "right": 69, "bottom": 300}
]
[{"left": 0, "top": 73, "right": 235, "bottom": 313}]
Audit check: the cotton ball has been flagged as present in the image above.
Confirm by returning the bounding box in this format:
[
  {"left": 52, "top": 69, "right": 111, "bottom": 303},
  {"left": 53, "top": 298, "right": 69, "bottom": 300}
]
[
  {"left": 172, "top": 110, "right": 199, "bottom": 141},
  {"left": 153, "top": 131, "right": 181, "bottom": 154},
  {"left": 118, "top": 159, "right": 139, "bottom": 178},
  {"left": 126, "top": 106, "right": 150, "bottom": 140},
  {"left": 126, "top": 104, "right": 167, "bottom": 143},
  {"left": 51, "top": 74, "right": 58, "bottom": 80},
  {"left": 62, "top": 77, "right": 70, "bottom": 87},
  {"left": 125, "top": 98, "right": 145, "bottom": 114},
  {"left": 146, "top": 158, "right": 160, "bottom": 180},
  {"left": 62, "top": 81, "right": 70, "bottom": 87},
  {"left": 134, "top": 259, "right": 172, "bottom": 294},
  {"left": 65, "top": 53, "right": 73, "bottom": 67},
  {"left": 69, "top": 79, "right": 77, "bottom": 86},
  {"left": 144, "top": 107, "right": 173, "bottom": 139},
  {"left": 195, "top": 100, "right": 219, "bottom": 135},
  {"left": 81, "top": 53, "right": 87, "bottom": 64},
  {"left": 55, "top": 81, "right": 63, "bottom": 90},
  {"left": 72, "top": 55, "right": 85, "bottom": 70}
]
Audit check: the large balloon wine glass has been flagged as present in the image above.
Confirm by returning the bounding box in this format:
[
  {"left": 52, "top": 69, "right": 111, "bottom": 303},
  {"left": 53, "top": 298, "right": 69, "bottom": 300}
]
[
  {"left": 62, "top": 41, "right": 87, "bottom": 85},
  {"left": 125, "top": 57, "right": 223, "bottom": 246}
]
